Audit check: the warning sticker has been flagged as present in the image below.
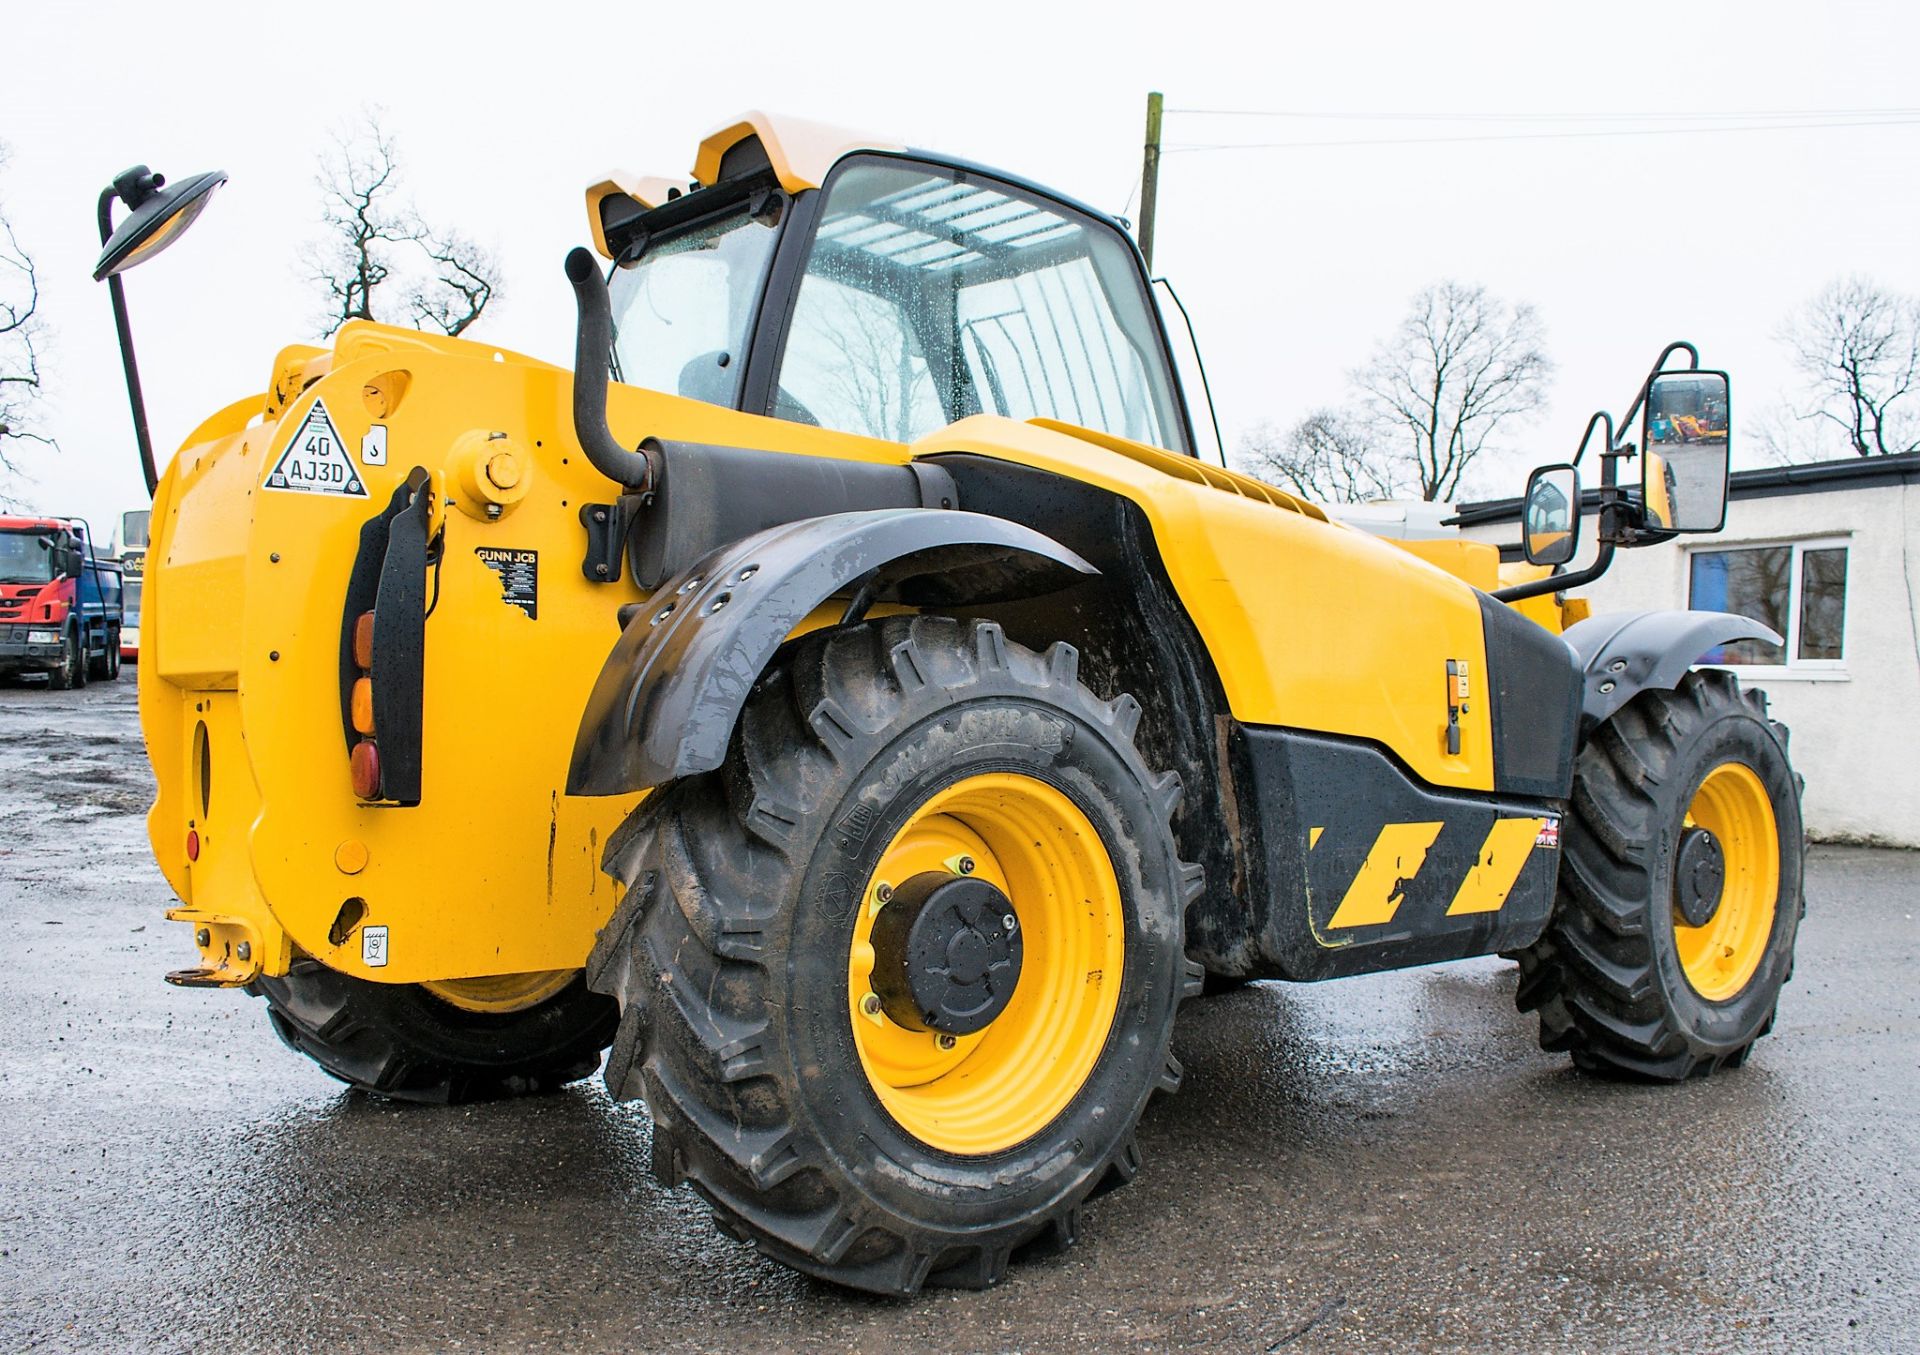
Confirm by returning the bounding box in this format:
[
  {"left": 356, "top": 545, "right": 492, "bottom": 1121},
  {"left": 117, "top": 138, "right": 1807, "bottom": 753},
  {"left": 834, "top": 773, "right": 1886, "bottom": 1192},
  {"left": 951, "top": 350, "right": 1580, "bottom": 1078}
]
[
  {"left": 1536, "top": 817, "right": 1562, "bottom": 850},
  {"left": 362, "top": 925, "right": 389, "bottom": 968},
  {"left": 266, "top": 399, "right": 368, "bottom": 497},
  {"left": 475, "top": 547, "right": 538, "bottom": 619}
]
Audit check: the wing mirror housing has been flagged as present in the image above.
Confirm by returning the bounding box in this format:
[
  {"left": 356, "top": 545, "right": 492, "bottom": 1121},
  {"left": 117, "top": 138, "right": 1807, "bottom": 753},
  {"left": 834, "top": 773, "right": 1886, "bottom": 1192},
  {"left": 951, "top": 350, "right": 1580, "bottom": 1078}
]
[
  {"left": 1521, "top": 463, "right": 1581, "bottom": 566},
  {"left": 1640, "top": 370, "right": 1731, "bottom": 533}
]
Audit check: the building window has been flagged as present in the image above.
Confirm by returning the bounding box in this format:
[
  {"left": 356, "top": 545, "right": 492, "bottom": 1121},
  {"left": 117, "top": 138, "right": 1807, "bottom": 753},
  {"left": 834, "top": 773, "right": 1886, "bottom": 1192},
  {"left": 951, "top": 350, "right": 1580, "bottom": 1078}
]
[{"left": 1688, "top": 539, "right": 1848, "bottom": 671}]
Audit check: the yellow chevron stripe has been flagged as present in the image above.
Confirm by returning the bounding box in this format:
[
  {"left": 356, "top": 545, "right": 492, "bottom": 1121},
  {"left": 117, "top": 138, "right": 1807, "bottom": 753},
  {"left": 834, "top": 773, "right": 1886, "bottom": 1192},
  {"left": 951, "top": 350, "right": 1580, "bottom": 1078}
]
[
  {"left": 1326, "top": 821, "right": 1444, "bottom": 929},
  {"left": 1446, "top": 817, "right": 1545, "bottom": 915}
]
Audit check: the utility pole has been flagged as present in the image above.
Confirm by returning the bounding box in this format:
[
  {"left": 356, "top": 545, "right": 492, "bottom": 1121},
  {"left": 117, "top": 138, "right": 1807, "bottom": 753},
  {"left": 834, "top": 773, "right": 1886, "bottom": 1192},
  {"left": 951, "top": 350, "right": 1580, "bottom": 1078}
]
[{"left": 1138, "top": 90, "right": 1164, "bottom": 272}]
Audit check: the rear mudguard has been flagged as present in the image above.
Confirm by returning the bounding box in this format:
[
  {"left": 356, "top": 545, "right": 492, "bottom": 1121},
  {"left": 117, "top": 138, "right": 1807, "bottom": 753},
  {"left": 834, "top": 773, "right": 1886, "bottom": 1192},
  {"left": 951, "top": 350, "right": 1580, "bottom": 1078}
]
[
  {"left": 1562, "top": 609, "right": 1782, "bottom": 731},
  {"left": 566, "top": 507, "right": 1095, "bottom": 795}
]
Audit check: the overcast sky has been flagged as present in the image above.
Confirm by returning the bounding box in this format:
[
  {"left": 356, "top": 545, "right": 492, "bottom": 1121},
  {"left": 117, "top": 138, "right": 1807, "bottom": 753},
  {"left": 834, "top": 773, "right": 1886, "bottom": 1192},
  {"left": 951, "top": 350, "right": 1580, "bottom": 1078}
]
[{"left": 4, "top": 0, "right": 1918, "bottom": 538}]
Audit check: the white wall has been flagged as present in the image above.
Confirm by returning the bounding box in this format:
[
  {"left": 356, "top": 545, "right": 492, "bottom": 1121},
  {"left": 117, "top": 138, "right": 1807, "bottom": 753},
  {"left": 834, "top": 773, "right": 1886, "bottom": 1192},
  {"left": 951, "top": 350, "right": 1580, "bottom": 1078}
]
[{"left": 1462, "top": 479, "right": 1920, "bottom": 846}]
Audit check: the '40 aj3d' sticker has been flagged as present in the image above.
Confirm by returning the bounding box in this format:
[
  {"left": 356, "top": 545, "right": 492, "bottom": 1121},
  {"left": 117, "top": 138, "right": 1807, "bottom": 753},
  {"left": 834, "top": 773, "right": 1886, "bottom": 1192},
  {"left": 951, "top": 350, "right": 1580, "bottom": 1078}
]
[{"left": 265, "top": 399, "right": 368, "bottom": 497}]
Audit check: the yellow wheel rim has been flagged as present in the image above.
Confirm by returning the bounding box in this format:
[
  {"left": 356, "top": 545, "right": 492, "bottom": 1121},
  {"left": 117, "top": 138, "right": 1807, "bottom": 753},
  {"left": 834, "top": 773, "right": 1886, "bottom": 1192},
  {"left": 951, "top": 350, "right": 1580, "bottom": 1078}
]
[
  {"left": 847, "top": 773, "right": 1125, "bottom": 1156},
  {"left": 421, "top": 968, "right": 576, "bottom": 1014},
  {"left": 1674, "top": 762, "right": 1779, "bottom": 1002}
]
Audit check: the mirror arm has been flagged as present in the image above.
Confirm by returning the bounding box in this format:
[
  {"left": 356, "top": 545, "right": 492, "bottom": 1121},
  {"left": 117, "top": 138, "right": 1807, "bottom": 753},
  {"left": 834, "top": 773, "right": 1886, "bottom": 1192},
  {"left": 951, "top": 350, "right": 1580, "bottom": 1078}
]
[
  {"left": 1570, "top": 411, "right": 1615, "bottom": 469},
  {"left": 1493, "top": 538, "right": 1617, "bottom": 603},
  {"left": 1614, "top": 341, "right": 1700, "bottom": 452},
  {"left": 98, "top": 188, "right": 159, "bottom": 497}
]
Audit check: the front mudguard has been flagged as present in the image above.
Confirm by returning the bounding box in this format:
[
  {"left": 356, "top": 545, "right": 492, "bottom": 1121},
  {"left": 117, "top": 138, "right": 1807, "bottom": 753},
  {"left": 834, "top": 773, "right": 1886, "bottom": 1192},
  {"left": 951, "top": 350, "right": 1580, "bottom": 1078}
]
[
  {"left": 566, "top": 507, "right": 1096, "bottom": 796},
  {"left": 1562, "top": 609, "right": 1782, "bottom": 731}
]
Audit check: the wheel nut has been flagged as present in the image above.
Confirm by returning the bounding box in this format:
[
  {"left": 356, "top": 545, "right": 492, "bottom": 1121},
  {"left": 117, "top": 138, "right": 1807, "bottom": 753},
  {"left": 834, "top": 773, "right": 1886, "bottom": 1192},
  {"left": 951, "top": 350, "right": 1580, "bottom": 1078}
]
[
  {"left": 875, "top": 882, "right": 893, "bottom": 904},
  {"left": 935, "top": 1033, "right": 957, "bottom": 1051},
  {"left": 861, "top": 992, "right": 883, "bottom": 1017},
  {"left": 1003, "top": 914, "right": 1017, "bottom": 932},
  {"left": 194, "top": 927, "right": 210, "bottom": 948},
  {"left": 957, "top": 856, "right": 975, "bottom": 875}
]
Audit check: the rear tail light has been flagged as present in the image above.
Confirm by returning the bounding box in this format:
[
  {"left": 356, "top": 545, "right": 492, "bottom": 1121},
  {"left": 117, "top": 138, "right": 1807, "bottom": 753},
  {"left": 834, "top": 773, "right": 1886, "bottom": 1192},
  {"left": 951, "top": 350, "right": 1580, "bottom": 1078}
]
[
  {"left": 351, "top": 609, "right": 379, "bottom": 798},
  {"left": 349, "top": 741, "right": 382, "bottom": 800},
  {"left": 185, "top": 829, "right": 200, "bottom": 862}
]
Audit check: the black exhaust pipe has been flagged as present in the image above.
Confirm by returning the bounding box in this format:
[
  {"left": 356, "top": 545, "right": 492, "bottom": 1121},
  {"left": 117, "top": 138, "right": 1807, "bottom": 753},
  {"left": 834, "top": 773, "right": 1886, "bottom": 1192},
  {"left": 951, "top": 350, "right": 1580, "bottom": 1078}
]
[{"left": 564, "top": 247, "right": 657, "bottom": 492}]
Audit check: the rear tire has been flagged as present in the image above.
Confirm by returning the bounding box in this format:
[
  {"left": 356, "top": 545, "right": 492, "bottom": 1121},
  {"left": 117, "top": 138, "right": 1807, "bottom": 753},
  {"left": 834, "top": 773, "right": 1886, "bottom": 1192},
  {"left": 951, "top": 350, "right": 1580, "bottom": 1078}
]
[
  {"left": 90, "top": 629, "right": 120, "bottom": 681},
  {"left": 1516, "top": 670, "right": 1804, "bottom": 1079},
  {"left": 589, "top": 617, "right": 1202, "bottom": 1294},
  {"left": 251, "top": 961, "right": 617, "bottom": 1104}
]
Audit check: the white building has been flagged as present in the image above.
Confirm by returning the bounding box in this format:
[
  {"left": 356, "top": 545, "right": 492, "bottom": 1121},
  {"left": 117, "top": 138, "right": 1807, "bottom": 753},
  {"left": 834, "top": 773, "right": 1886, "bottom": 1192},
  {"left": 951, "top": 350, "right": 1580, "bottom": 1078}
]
[{"left": 1454, "top": 452, "right": 1920, "bottom": 847}]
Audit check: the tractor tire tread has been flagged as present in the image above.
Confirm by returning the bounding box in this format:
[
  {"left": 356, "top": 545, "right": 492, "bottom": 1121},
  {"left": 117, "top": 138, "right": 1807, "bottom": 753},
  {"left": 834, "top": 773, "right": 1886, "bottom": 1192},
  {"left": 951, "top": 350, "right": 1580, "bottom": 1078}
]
[
  {"left": 1517, "top": 670, "right": 1801, "bottom": 1082},
  {"left": 251, "top": 960, "right": 616, "bottom": 1105},
  {"left": 590, "top": 616, "right": 1199, "bottom": 1294}
]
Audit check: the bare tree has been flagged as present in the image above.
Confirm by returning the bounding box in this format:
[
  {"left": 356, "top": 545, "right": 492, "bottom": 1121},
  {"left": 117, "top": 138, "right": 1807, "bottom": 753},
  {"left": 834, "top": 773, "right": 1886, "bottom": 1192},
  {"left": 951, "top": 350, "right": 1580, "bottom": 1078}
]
[
  {"left": 405, "top": 225, "right": 495, "bottom": 337},
  {"left": 1238, "top": 409, "right": 1405, "bottom": 503},
  {"left": 0, "top": 144, "right": 53, "bottom": 498},
  {"left": 302, "top": 111, "right": 499, "bottom": 339},
  {"left": 1749, "top": 399, "right": 1830, "bottom": 466},
  {"left": 1777, "top": 277, "right": 1920, "bottom": 458},
  {"left": 1354, "top": 281, "right": 1552, "bottom": 501}
]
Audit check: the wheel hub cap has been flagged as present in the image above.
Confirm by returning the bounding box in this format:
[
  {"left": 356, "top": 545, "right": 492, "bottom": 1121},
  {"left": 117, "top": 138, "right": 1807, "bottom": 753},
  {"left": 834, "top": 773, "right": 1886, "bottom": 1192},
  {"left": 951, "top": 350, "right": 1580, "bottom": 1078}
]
[
  {"left": 870, "top": 872, "right": 1023, "bottom": 1034},
  {"left": 1673, "top": 826, "right": 1726, "bottom": 928}
]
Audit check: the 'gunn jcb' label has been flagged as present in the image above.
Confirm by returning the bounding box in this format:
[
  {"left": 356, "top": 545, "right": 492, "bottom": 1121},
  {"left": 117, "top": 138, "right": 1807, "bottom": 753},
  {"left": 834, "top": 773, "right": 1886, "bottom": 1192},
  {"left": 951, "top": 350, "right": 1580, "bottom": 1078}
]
[
  {"left": 475, "top": 547, "right": 538, "bottom": 619},
  {"left": 265, "top": 400, "right": 367, "bottom": 497}
]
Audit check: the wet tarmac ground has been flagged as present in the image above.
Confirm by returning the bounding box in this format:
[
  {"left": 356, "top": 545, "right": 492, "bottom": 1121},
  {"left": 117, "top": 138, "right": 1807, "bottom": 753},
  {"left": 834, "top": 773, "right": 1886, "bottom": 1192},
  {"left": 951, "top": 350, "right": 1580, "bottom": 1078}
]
[{"left": 0, "top": 678, "right": 1915, "bottom": 1352}]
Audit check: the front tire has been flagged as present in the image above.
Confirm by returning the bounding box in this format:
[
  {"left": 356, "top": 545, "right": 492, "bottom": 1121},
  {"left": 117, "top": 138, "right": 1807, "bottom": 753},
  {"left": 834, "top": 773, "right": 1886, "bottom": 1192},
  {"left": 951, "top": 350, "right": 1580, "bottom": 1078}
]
[
  {"left": 1516, "top": 669, "right": 1804, "bottom": 1079},
  {"left": 48, "top": 626, "right": 81, "bottom": 690},
  {"left": 589, "top": 617, "right": 1202, "bottom": 1294},
  {"left": 251, "top": 962, "right": 617, "bottom": 1104}
]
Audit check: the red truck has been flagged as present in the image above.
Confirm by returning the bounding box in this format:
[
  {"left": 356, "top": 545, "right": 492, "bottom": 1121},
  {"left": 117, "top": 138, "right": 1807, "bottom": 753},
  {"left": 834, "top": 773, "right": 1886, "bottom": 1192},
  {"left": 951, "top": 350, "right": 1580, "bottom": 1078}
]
[{"left": 0, "top": 516, "right": 125, "bottom": 688}]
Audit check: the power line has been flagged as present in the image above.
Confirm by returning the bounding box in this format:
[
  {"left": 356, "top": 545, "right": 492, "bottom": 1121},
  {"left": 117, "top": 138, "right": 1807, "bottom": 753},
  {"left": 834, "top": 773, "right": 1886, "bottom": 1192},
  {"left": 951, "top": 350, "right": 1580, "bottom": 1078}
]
[
  {"left": 1166, "top": 105, "right": 1920, "bottom": 122},
  {"left": 1165, "top": 116, "right": 1920, "bottom": 153}
]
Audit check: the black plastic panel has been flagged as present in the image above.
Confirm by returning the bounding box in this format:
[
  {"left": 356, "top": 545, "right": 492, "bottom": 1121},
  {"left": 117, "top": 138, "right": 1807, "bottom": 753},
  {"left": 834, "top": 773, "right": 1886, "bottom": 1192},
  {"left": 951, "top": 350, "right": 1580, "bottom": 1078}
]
[
  {"left": 1477, "top": 592, "right": 1582, "bottom": 799},
  {"left": 568, "top": 507, "right": 1096, "bottom": 796},
  {"left": 1232, "top": 726, "right": 1564, "bottom": 981}
]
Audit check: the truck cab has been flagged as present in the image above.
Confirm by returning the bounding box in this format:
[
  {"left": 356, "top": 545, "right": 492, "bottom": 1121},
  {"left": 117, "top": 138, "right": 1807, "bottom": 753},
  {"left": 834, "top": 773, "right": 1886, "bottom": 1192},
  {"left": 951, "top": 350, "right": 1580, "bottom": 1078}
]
[{"left": 0, "top": 517, "right": 124, "bottom": 688}]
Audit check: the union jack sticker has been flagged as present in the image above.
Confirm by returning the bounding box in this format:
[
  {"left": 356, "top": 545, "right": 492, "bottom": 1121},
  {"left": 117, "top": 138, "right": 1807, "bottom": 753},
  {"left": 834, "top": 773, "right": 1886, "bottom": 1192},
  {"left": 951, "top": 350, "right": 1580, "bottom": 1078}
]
[{"left": 1535, "top": 817, "right": 1562, "bottom": 850}]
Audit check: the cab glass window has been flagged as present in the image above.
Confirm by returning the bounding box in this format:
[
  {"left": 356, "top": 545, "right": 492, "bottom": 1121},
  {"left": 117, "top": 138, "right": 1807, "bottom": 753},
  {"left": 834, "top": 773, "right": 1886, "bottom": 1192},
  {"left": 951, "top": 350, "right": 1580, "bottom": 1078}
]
[
  {"left": 774, "top": 159, "right": 1186, "bottom": 451},
  {"left": 608, "top": 206, "right": 780, "bottom": 409}
]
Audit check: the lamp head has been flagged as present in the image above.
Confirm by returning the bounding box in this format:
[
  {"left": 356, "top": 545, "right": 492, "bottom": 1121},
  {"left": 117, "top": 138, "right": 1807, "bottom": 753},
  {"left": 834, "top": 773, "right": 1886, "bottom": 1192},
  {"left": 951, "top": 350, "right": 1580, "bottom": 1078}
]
[{"left": 93, "top": 165, "right": 226, "bottom": 280}]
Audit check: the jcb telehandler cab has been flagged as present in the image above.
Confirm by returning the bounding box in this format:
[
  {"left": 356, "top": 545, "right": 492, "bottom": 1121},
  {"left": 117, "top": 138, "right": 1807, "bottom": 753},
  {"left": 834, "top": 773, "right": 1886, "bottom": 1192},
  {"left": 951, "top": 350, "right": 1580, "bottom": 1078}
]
[{"left": 97, "top": 114, "right": 1802, "bottom": 1294}]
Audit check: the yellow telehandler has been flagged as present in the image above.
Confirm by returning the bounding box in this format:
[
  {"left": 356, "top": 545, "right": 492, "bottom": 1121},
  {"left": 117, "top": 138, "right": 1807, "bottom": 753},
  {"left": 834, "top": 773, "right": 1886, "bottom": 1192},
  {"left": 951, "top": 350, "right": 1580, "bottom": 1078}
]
[{"left": 94, "top": 113, "right": 1802, "bottom": 1294}]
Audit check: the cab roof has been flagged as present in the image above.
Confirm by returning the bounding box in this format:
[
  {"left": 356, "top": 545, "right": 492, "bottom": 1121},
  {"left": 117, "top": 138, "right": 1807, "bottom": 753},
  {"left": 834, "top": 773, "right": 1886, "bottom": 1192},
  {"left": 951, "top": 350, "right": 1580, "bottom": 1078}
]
[{"left": 586, "top": 111, "right": 903, "bottom": 259}]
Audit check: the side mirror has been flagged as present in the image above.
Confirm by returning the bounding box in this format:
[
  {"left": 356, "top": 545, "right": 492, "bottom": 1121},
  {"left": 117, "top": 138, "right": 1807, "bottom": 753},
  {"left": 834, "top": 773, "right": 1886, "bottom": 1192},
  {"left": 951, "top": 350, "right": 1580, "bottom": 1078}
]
[
  {"left": 1640, "top": 370, "right": 1731, "bottom": 532},
  {"left": 92, "top": 165, "right": 227, "bottom": 280},
  {"left": 41, "top": 538, "right": 76, "bottom": 576},
  {"left": 1522, "top": 463, "right": 1581, "bottom": 566}
]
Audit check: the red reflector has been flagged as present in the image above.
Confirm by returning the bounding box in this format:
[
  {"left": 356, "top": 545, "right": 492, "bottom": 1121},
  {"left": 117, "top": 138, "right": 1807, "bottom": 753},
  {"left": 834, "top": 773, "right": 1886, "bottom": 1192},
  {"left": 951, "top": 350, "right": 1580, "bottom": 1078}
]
[
  {"left": 350, "top": 740, "right": 382, "bottom": 800},
  {"left": 185, "top": 829, "right": 200, "bottom": 862}
]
